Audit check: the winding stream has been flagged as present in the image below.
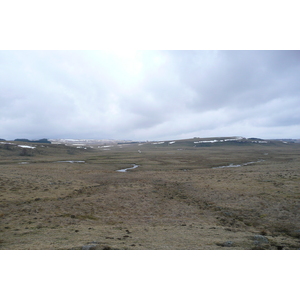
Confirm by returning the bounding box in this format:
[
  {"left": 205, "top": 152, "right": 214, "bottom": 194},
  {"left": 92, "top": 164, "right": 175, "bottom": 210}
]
[
  {"left": 56, "top": 161, "right": 85, "bottom": 163},
  {"left": 116, "top": 164, "right": 139, "bottom": 172},
  {"left": 212, "top": 160, "right": 265, "bottom": 169}
]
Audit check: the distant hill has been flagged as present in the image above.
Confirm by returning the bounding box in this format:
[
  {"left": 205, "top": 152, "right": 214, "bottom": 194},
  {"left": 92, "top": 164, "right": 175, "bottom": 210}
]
[
  {"left": 14, "top": 138, "right": 51, "bottom": 144},
  {"left": 49, "top": 139, "right": 141, "bottom": 146},
  {"left": 272, "top": 139, "right": 300, "bottom": 143},
  {"left": 143, "top": 136, "right": 299, "bottom": 148}
]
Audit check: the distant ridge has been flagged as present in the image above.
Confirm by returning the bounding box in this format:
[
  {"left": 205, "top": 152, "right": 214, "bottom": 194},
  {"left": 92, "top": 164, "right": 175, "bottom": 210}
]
[
  {"left": 272, "top": 139, "right": 300, "bottom": 143},
  {"left": 14, "top": 138, "right": 51, "bottom": 144},
  {"left": 143, "top": 136, "right": 300, "bottom": 148},
  {"left": 49, "top": 139, "right": 142, "bottom": 146}
]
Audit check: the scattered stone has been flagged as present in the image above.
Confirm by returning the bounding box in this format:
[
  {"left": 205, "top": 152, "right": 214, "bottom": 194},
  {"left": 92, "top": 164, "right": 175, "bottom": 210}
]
[
  {"left": 253, "top": 235, "right": 269, "bottom": 245},
  {"left": 216, "top": 241, "right": 234, "bottom": 247},
  {"left": 223, "top": 241, "right": 234, "bottom": 247},
  {"left": 252, "top": 235, "right": 270, "bottom": 249},
  {"left": 223, "top": 212, "right": 233, "bottom": 217},
  {"left": 82, "top": 244, "right": 97, "bottom": 250}
]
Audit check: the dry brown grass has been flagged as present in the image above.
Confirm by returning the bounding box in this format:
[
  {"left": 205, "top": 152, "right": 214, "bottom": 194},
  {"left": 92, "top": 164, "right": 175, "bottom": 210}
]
[{"left": 1, "top": 140, "right": 300, "bottom": 249}]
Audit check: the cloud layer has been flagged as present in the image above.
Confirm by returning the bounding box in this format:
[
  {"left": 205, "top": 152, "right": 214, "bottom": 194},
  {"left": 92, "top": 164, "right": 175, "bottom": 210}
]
[{"left": 0, "top": 50, "right": 299, "bottom": 140}]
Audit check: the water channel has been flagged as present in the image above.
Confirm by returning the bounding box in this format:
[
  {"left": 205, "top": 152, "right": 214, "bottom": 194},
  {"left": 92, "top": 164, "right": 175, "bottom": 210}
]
[
  {"left": 212, "top": 159, "right": 265, "bottom": 169},
  {"left": 116, "top": 164, "right": 139, "bottom": 172}
]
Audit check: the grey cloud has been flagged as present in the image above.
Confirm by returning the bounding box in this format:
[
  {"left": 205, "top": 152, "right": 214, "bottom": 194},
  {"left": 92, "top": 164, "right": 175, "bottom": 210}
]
[
  {"left": 0, "top": 50, "right": 299, "bottom": 140},
  {"left": 166, "top": 51, "right": 300, "bottom": 111}
]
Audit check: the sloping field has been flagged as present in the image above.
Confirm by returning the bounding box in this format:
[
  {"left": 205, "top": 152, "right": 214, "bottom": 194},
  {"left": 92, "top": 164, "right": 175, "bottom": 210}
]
[{"left": 1, "top": 139, "right": 300, "bottom": 249}]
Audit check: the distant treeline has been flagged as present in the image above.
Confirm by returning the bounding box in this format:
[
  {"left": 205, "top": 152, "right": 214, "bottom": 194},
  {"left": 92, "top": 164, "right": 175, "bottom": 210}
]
[{"left": 14, "top": 138, "right": 51, "bottom": 144}]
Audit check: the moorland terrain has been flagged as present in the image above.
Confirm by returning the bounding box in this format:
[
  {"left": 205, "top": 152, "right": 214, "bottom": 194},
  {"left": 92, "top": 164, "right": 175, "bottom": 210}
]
[{"left": 1, "top": 137, "right": 300, "bottom": 250}]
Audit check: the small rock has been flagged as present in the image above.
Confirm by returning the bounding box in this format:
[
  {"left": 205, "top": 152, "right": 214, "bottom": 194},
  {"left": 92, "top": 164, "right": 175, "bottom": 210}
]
[
  {"left": 216, "top": 241, "right": 234, "bottom": 247},
  {"left": 82, "top": 245, "right": 96, "bottom": 250},
  {"left": 223, "top": 241, "right": 234, "bottom": 247},
  {"left": 253, "top": 235, "right": 269, "bottom": 245},
  {"left": 223, "top": 212, "right": 233, "bottom": 217}
]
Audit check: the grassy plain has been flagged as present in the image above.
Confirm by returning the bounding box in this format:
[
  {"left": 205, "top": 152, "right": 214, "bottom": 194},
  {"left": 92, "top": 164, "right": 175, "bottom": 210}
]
[{"left": 1, "top": 139, "right": 300, "bottom": 250}]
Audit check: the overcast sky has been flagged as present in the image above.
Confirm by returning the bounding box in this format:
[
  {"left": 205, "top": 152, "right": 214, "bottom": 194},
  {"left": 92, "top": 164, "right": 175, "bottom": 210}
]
[{"left": 0, "top": 50, "right": 299, "bottom": 141}]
